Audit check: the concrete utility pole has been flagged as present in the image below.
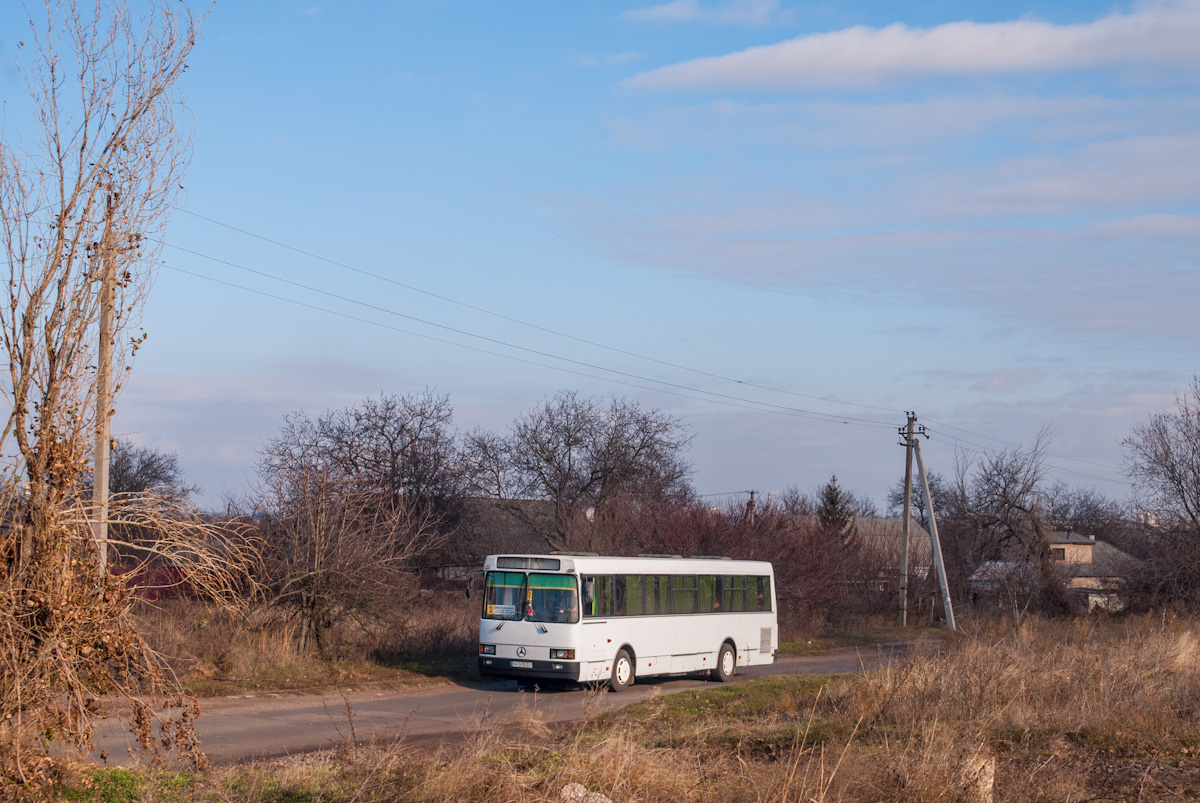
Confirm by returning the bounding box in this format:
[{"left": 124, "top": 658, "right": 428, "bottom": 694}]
[
  {"left": 913, "top": 435, "right": 956, "bottom": 630},
  {"left": 92, "top": 192, "right": 116, "bottom": 577},
  {"left": 898, "top": 413, "right": 916, "bottom": 627},
  {"left": 747, "top": 489, "right": 756, "bottom": 527}
]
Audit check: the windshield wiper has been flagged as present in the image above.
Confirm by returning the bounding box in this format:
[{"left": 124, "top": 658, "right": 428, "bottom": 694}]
[
  {"left": 526, "top": 602, "right": 548, "bottom": 634},
  {"left": 496, "top": 576, "right": 529, "bottom": 630}
]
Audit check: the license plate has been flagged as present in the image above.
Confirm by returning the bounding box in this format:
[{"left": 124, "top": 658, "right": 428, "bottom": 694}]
[{"left": 510, "top": 660, "right": 533, "bottom": 669}]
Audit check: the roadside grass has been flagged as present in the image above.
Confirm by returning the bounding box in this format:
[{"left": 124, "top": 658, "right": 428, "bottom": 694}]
[
  {"left": 778, "top": 624, "right": 948, "bottom": 655},
  {"left": 46, "top": 613, "right": 1200, "bottom": 801},
  {"left": 60, "top": 768, "right": 201, "bottom": 803},
  {"left": 135, "top": 596, "right": 482, "bottom": 696},
  {"left": 175, "top": 658, "right": 445, "bottom": 697},
  {"left": 578, "top": 674, "right": 846, "bottom": 755}
]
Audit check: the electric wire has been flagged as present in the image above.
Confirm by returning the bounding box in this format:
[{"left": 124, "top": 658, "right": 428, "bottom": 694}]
[
  {"left": 923, "top": 431, "right": 1130, "bottom": 488},
  {"left": 158, "top": 241, "right": 897, "bottom": 428},
  {"left": 161, "top": 262, "right": 896, "bottom": 429},
  {"left": 177, "top": 209, "right": 902, "bottom": 415},
  {"left": 922, "top": 415, "right": 1122, "bottom": 472},
  {"left": 169, "top": 212, "right": 1132, "bottom": 484}
]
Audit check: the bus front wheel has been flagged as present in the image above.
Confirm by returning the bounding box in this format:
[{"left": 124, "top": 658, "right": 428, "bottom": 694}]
[
  {"left": 610, "top": 649, "right": 634, "bottom": 692},
  {"left": 712, "top": 643, "right": 736, "bottom": 682}
]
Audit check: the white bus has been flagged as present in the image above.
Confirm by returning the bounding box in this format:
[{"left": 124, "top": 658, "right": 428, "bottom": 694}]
[{"left": 477, "top": 554, "right": 777, "bottom": 691}]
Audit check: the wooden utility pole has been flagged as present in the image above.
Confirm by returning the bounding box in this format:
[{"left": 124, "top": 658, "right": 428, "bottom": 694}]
[
  {"left": 92, "top": 192, "right": 116, "bottom": 576},
  {"left": 898, "top": 413, "right": 916, "bottom": 626},
  {"left": 913, "top": 435, "right": 956, "bottom": 630}
]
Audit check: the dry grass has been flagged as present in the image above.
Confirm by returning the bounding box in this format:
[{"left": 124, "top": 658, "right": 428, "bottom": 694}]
[
  {"left": 132, "top": 595, "right": 479, "bottom": 695},
  {"left": 50, "top": 612, "right": 1200, "bottom": 802}
]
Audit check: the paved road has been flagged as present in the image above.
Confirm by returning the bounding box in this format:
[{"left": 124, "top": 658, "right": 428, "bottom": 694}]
[{"left": 93, "top": 644, "right": 906, "bottom": 766}]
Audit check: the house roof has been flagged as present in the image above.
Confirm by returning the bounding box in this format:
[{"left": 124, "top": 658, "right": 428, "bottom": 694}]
[
  {"left": 968, "top": 539, "right": 1142, "bottom": 586},
  {"left": 1060, "top": 540, "right": 1143, "bottom": 578},
  {"left": 847, "top": 517, "right": 934, "bottom": 567},
  {"left": 968, "top": 559, "right": 1025, "bottom": 586},
  {"left": 852, "top": 516, "right": 931, "bottom": 541},
  {"left": 1047, "top": 530, "right": 1097, "bottom": 545}
]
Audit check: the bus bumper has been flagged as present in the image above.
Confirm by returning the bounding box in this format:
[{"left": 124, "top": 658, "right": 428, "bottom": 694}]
[{"left": 479, "top": 657, "right": 581, "bottom": 682}]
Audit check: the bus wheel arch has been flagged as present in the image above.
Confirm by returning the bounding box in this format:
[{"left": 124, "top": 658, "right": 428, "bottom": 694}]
[
  {"left": 610, "top": 647, "right": 635, "bottom": 692},
  {"left": 712, "top": 640, "right": 736, "bottom": 682}
]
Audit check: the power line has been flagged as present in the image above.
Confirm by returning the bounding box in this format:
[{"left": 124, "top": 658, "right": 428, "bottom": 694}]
[
  {"left": 176, "top": 209, "right": 902, "bottom": 415},
  {"left": 170, "top": 210, "right": 1133, "bottom": 485},
  {"left": 922, "top": 415, "right": 1123, "bottom": 472},
  {"left": 161, "top": 262, "right": 897, "bottom": 430},
  {"left": 922, "top": 431, "right": 1131, "bottom": 488},
  {"left": 158, "top": 241, "right": 897, "bottom": 428}
]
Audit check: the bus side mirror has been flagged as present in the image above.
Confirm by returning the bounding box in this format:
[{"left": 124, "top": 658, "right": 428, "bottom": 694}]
[
  {"left": 582, "top": 579, "right": 594, "bottom": 607},
  {"left": 466, "top": 577, "right": 474, "bottom": 599}
]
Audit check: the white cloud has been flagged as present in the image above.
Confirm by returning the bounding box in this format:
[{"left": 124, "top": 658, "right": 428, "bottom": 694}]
[
  {"left": 628, "top": 1, "right": 1200, "bottom": 90},
  {"left": 608, "top": 94, "right": 1200, "bottom": 152},
  {"left": 958, "top": 135, "right": 1200, "bottom": 215},
  {"left": 572, "top": 198, "right": 1200, "bottom": 345},
  {"left": 621, "top": 0, "right": 783, "bottom": 26}
]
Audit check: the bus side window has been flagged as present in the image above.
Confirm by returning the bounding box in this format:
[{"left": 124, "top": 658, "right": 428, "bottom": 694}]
[
  {"left": 699, "top": 575, "right": 717, "bottom": 611},
  {"left": 658, "top": 574, "right": 671, "bottom": 614},
  {"left": 723, "top": 575, "right": 747, "bottom": 612},
  {"left": 672, "top": 575, "right": 698, "bottom": 615},
  {"left": 613, "top": 575, "right": 627, "bottom": 616},
  {"left": 625, "top": 575, "right": 645, "bottom": 616},
  {"left": 583, "top": 575, "right": 608, "bottom": 618}
]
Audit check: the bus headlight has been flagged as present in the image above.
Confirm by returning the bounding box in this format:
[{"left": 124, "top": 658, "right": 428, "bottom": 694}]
[
  {"left": 550, "top": 649, "right": 574, "bottom": 660},
  {"left": 479, "top": 644, "right": 496, "bottom": 655}
]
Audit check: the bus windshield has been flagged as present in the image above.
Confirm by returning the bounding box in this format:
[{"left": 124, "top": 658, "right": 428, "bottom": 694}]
[
  {"left": 483, "top": 571, "right": 525, "bottom": 620},
  {"left": 528, "top": 573, "right": 579, "bottom": 624},
  {"left": 483, "top": 571, "right": 579, "bottom": 624}
]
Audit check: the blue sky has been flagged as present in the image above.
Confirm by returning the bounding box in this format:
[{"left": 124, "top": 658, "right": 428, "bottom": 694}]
[{"left": 6, "top": 0, "right": 1197, "bottom": 509}]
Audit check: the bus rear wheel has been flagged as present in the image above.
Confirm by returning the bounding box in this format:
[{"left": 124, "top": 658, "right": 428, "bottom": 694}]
[
  {"left": 610, "top": 649, "right": 634, "bottom": 692},
  {"left": 712, "top": 643, "right": 736, "bottom": 682}
]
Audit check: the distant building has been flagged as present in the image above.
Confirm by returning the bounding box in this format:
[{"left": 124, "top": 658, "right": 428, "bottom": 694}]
[
  {"left": 849, "top": 516, "right": 934, "bottom": 589},
  {"left": 967, "top": 531, "right": 1141, "bottom": 611}
]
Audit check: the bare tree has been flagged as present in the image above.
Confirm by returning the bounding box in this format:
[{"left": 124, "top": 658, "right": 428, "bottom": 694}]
[
  {"left": 949, "top": 434, "right": 1080, "bottom": 615},
  {"left": 1124, "top": 376, "right": 1200, "bottom": 535},
  {"left": 261, "top": 391, "right": 462, "bottom": 516},
  {"left": 109, "top": 441, "right": 197, "bottom": 500},
  {"left": 463, "top": 392, "right": 693, "bottom": 552},
  {"left": 0, "top": 3, "right": 260, "bottom": 788},
  {"left": 887, "top": 470, "right": 950, "bottom": 529},
  {"left": 256, "top": 401, "right": 450, "bottom": 653},
  {"left": 1, "top": 0, "right": 193, "bottom": 545},
  {"left": 254, "top": 465, "right": 442, "bottom": 654},
  {"left": 1123, "top": 376, "right": 1200, "bottom": 604},
  {"left": 1040, "top": 480, "right": 1134, "bottom": 547}
]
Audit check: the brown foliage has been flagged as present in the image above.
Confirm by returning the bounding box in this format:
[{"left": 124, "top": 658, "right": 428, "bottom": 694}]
[
  {"left": 0, "top": 2, "right": 267, "bottom": 790},
  {"left": 253, "top": 467, "right": 446, "bottom": 655},
  {"left": 0, "top": 491, "right": 257, "bottom": 790}
]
